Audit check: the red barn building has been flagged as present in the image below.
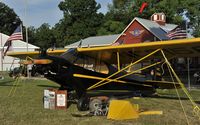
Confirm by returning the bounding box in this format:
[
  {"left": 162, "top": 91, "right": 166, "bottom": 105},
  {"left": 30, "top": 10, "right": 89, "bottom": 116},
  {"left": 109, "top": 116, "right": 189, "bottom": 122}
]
[
  {"left": 114, "top": 13, "right": 177, "bottom": 44},
  {"left": 66, "top": 13, "right": 192, "bottom": 48}
]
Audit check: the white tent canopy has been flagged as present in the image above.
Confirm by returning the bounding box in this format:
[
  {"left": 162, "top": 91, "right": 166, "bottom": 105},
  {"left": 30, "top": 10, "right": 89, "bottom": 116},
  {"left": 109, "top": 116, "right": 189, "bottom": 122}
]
[{"left": 0, "top": 33, "right": 39, "bottom": 71}]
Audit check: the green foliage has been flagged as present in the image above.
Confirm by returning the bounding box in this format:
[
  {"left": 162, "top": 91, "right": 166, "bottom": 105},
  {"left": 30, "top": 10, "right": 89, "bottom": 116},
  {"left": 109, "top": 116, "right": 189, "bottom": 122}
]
[
  {"left": 105, "top": 0, "right": 133, "bottom": 25},
  {"left": 108, "top": 0, "right": 200, "bottom": 36},
  {"left": 1, "top": 0, "right": 199, "bottom": 49},
  {"left": 97, "top": 20, "right": 125, "bottom": 35},
  {"left": 56, "top": 0, "right": 103, "bottom": 45},
  {"left": 182, "top": 0, "right": 200, "bottom": 37},
  {"left": 194, "top": 25, "right": 200, "bottom": 37},
  {"left": 0, "top": 2, "right": 21, "bottom": 35},
  {"left": 34, "top": 23, "right": 55, "bottom": 49},
  {"left": 22, "top": 26, "right": 37, "bottom": 46}
]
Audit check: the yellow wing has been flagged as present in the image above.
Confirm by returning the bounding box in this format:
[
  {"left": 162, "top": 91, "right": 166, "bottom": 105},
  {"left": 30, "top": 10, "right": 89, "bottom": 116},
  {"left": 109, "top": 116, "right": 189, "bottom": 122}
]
[
  {"left": 6, "top": 49, "right": 67, "bottom": 59},
  {"left": 77, "top": 38, "right": 200, "bottom": 64}
]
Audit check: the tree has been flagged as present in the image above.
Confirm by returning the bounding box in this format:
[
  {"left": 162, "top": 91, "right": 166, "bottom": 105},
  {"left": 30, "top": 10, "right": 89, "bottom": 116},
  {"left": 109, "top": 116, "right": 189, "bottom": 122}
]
[
  {"left": 97, "top": 20, "right": 125, "bottom": 35},
  {"left": 22, "top": 26, "right": 37, "bottom": 46},
  {"left": 182, "top": 0, "right": 200, "bottom": 37},
  {"left": 0, "top": 2, "right": 21, "bottom": 35},
  {"left": 35, "top": 23, "right": 55, "bottom": 49},
  {"left": 56, "top": 0, "right": 104, "bottom": 45},
  {"left": 107, "top": 0, "right": 200, "bottom": 36},
  {"left": 105, "top": 0, "right": 135, "bottom": 25}
]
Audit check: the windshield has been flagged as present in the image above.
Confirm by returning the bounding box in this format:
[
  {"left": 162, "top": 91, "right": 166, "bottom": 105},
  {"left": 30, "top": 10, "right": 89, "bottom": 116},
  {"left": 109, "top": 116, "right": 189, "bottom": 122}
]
[{"left": 61, "top": 48, "right": 109, "bottom": 74}]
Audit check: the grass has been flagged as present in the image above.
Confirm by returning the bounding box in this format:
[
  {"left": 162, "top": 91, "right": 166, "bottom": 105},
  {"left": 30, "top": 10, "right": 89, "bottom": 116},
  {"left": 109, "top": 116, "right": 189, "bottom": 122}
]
[{"left": 0, "top": 72, "right": 200, "bottom": 125}]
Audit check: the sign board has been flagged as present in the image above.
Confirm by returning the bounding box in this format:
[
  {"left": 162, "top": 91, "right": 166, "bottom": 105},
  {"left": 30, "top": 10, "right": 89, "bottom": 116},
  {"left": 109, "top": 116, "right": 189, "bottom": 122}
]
[
  {"left": 49, "top": 90, "right": 56, "bottom": 109},
  {"left": 44, "top": 90, "right": 49, "bottom": 109},
  {"left": 56, "top": 90, "right": 67, "bottom": 109},
  {"left": 43, "top": 89, "right": 67, "bottom": 110},
  {"left": 57, "top": 94, "right": 66, "bottom": 106}
]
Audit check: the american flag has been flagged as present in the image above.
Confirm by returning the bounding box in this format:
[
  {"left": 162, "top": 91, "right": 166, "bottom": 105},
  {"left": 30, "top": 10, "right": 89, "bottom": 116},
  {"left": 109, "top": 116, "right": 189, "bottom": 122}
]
[
  {"left": 2, "top": 25, "right": 23, "bottom": 58},
  {"left": 7, "top": 25, "right": 23, "bottom": 41},
  {"left": 166, "top": 22, "right": 187, "bottom": 40}
]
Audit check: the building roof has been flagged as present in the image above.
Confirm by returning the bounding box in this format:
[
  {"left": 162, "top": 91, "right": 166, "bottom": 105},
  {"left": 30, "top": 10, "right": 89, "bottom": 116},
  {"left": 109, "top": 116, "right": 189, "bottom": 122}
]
[
  {"left": 160, "top": 24, "right": 178, "bottom": 32},
  {"left": 135, "top": 17, "right": 177, "bottom": 40},
  {"left": 114, "top": 17, "right": 177, "bottom": 42},
  {"left": 65, "top": 17, "right": 192, "bottom": 48},
  {"left": 0, "top": 33, "right": 39, "bottom": 50},
  {"left": 65, "top": 34, "right": 119, "bottom": 48}
]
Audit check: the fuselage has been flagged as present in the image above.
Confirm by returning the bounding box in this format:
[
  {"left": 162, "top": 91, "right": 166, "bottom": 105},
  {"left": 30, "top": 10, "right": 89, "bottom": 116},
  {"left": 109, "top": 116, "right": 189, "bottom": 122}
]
[{"left": 33, "top": 51, "right": 156, "bottom": 98}]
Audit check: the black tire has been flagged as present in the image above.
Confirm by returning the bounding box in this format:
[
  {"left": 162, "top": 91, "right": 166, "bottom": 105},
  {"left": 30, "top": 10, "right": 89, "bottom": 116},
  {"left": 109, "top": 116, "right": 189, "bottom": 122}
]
[{"left": 77, "top": 97, "right": 89, "bottom": 111}]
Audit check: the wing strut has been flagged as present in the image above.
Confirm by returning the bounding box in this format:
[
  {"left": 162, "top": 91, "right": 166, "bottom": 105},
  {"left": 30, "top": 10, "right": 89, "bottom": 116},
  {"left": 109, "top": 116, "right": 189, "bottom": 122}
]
[
  {"left": 73, "top": 74, "right": 151, "bottom": 87},
  {"left": 117, "top": 51, "right": 120, "bottom": 71},
  {"left": 91, "top": 61, "right": 162, "bottom": 89},
  {"left": 87, "top": 49, "right": 161, "bottom": 90}
]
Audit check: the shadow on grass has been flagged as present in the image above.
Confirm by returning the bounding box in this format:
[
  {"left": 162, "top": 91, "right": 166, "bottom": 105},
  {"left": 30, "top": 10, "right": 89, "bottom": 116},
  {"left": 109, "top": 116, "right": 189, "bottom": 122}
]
[
  {"left": 67, "top": 101, "right": 77, "bottom": 108},
  {"left": 0, "top": 80, "right": 15, "bottom": 86},
  {"left": 0, "top": 84, "right": 21, "bottom": 87},
  {"left": 37, "top": 85, "right": 59, "bottom": 89},
  {"left": 195, "top": 101, "right": 200, "bottom": 104}
]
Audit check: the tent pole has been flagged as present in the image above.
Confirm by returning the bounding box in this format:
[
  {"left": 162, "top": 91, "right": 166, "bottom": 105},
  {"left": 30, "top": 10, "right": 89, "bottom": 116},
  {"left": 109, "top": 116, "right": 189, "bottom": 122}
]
[{"left": 187, "top": 58, "right": 191, "bottom": 91}]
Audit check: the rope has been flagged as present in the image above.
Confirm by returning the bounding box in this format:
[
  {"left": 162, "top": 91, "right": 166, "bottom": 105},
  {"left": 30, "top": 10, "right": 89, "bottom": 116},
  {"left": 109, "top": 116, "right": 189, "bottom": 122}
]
[
  {"left": 166, "top": 62, "right": 190, "bottom": 125},
  {"left": 8, "top": 76, "right": 21, "bottom": 97},
  {"left": 161, "top": 62, "right": 165, "bottom": 75},
  {"left": 7, "top": 64, "right": 26, "bottom": 97},
  {"left": 161, "top": 50, "right": 200, "bottom": 120},
  {"left": 11, "top": 78, "right": 22, "bottom": 97},
  {"left": 20, "top": 78, "right": 25, "bottom": 98}
]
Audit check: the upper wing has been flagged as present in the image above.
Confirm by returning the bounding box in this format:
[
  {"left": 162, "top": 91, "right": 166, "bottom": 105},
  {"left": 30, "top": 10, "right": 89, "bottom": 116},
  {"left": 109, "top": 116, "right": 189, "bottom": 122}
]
[
  {"left": 77, "top": 38, "right": 200, "bottom": 64},
  {"left": 6, "top": 49, "right": 67, "bottom": 59}
]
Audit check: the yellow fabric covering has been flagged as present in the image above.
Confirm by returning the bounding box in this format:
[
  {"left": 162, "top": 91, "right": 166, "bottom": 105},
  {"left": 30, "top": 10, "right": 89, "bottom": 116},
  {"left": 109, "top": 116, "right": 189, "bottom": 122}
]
[{"left": 107, "top": 100, "right": 139, "bottom": 120}]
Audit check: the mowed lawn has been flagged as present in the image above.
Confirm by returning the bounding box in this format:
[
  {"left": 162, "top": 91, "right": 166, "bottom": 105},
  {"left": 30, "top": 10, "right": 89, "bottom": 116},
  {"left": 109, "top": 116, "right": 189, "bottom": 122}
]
[{"left": 0, "top": 73, "right": 200, "bottom": 125}]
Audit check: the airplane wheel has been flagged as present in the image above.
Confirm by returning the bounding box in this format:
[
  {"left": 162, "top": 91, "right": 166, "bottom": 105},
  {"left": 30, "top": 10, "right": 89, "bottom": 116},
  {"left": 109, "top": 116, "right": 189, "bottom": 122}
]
[
  {"left": 77, "top": 97, "right": 89, "bottom": 111},
  {"left": 89, "top": 98, "right": 102, "bottom": 112}
]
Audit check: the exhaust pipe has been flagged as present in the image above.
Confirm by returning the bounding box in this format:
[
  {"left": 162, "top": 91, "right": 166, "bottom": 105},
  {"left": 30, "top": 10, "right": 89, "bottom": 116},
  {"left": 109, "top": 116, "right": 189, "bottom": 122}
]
[{"left": 33, "top": 59, "right": 53, "bottom": 64}]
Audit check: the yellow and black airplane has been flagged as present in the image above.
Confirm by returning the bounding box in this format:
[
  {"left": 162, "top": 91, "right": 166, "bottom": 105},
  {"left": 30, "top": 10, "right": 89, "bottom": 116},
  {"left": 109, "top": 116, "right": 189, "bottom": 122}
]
[{"left": 7, "top": 38, "right": 200, "bottom": 110}]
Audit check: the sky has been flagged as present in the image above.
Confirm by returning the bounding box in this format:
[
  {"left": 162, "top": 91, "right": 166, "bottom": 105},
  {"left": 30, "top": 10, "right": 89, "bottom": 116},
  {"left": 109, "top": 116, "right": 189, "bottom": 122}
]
[{"left": 1, "top": 0, "right": 112, "bottom": 28}]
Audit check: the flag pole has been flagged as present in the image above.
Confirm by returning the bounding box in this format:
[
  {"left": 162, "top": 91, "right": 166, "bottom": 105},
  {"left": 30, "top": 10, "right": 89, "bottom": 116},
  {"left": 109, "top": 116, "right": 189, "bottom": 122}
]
[
  {"left": 185, "top": 20, "right": 191, "bottom": 91},
  {"left": 1, "top": 33, "right": 3, "bottom": 71},
  {"left": 0, "top": 0, "right": 3, "bottom": 72},
  {"left": 25, "top": 0, "right": 28, "bottom": 52},
  {"left": 25, "top": 0, "right": 29, "bottom": 77}
]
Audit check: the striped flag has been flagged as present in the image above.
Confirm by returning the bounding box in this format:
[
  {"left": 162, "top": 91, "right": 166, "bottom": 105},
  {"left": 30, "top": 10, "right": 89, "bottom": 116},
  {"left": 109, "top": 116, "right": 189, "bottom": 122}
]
[
  {"left": 2, "top": 25, "right": 23, "bottom": 58},
  {"left": 166, "top": 22, "right": 187, "bottom": 40},
  {"left": 7, "top": 25, "right": 23, "bottom": 41}
]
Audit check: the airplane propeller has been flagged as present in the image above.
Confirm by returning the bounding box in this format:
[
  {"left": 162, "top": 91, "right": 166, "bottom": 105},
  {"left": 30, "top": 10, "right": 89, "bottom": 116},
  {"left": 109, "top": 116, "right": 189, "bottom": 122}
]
[{"left": 40, "top": 48, "right": 47, "bottom": 57}]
